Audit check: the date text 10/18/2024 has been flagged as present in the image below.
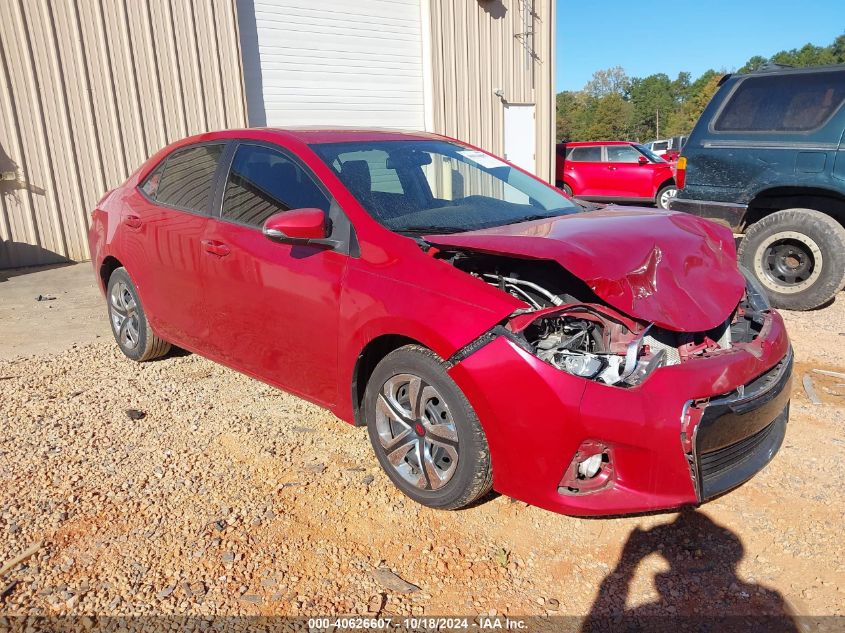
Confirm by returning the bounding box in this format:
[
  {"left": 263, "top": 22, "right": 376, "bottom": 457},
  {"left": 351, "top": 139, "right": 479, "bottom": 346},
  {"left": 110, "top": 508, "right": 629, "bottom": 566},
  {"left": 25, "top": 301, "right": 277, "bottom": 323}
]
[{"left": 307, "top": 617, "right": 529, "bottom": 630}]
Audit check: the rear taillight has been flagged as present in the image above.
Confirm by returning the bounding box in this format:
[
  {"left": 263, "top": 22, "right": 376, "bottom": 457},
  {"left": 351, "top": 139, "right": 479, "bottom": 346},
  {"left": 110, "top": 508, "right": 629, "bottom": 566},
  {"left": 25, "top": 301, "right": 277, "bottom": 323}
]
[{"left": 676, "top": 156, "right": 687, "bottom": 189}]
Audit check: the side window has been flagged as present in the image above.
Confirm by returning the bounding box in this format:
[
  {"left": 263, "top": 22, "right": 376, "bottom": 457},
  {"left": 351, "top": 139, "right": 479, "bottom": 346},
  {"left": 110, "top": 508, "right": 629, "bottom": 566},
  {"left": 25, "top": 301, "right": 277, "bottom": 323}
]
[
  {"left": 568, "top": 146, "right": 601, "bottom": 162},
  {"left": 715, "top": 71, "right": 845, "bottom": 132},
  {"left": 652, "top": 141, "right": 669, "bottom": 152},
  {"left": 153, "top": 144, "right": 224, "bottom": 213},
  {"left": 222, "top": 144, "right": 331, "bottom": 228},
  {"left": 606, "top": 145, "right": 643, "bottom": 163},
  {"left": 140, "top": 162, "right": 164, "bottom": 198}
]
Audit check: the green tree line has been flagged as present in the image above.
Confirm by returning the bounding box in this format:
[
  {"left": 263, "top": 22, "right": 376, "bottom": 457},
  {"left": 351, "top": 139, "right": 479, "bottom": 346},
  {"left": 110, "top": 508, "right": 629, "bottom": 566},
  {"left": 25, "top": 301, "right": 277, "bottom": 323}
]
[{"left": 557, "top": 33, "right": 845, "bottom": 143}]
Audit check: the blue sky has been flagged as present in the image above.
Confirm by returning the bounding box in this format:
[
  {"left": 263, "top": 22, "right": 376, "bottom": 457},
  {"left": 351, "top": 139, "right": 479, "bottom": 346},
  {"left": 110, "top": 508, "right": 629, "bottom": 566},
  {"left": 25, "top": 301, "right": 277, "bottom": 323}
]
[{"left": 555, "top": 0, "right": 845, "bottom": 91}]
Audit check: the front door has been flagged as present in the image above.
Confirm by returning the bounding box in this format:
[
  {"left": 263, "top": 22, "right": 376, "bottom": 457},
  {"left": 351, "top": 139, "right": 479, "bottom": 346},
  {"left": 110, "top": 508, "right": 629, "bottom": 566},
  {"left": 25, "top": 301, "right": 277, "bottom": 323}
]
[
  {"left": 602, "top": 144, "right": 652, "bottom": 198},
  {"left": 504, "top": 104, "right": 536, "bottom": 174},
  {"left": 200, "top": 142, "right": 347, "bottom": 406}
]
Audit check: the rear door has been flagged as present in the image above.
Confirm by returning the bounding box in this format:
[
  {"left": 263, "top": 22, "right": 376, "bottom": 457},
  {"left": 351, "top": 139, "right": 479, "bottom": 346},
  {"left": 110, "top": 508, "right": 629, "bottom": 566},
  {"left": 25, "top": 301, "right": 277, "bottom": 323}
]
[
  {"left": 200, "top": 141, "right": 347, "bottom": 406},
  {"left": 565, "top": 145, "right": 604, "bottom": 196},
  {"left": 123, "top": 142, "right": 225, "bottom": 348}
]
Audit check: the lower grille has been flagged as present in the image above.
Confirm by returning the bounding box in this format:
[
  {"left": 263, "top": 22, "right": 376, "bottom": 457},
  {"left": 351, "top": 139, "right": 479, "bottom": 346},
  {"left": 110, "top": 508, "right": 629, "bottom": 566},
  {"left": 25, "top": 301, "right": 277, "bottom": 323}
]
[
  {"left": 692, "top": 348, "right": 792, "bottom": 500},
  {"left": 699, "top": 418, "right": 778, "bottom": 480}
]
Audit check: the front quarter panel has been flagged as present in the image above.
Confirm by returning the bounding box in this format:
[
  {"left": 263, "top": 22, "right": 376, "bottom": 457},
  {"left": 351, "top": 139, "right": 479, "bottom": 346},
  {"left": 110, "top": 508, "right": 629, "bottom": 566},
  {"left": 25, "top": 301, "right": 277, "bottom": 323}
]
[{"left": 334, "top": 244, "right": 524, "bottom": 423}]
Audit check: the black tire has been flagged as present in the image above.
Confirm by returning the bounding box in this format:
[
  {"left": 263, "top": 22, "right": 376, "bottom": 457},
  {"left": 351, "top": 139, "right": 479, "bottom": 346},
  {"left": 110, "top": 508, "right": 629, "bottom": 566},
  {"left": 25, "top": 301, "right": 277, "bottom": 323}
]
[
  {"left": 655, "top": 183, "right": 677, "bottom": 210},
  {"left": 106, "top": 267, "right": 171, "bottom": 362},
  {"left": 738, "top": 208, "right": 845, "bottom": 311},
  {"left": 364, "top": 345, "right": 492, "bottom": 510},
  {"left": 562, "top": 183, "right": 573, "bottom": 196}
]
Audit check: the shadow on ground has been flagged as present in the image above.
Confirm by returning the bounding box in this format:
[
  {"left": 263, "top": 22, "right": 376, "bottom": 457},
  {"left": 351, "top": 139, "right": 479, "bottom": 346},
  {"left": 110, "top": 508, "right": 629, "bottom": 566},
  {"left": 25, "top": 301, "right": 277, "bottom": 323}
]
[{"left": 580, "top": 509, "right": 799, "bottom": 632}]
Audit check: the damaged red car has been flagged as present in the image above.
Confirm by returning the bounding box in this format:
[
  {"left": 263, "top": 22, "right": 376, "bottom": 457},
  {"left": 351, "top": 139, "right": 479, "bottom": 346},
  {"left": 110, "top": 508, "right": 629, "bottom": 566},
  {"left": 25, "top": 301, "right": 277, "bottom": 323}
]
[{"left": 88, "top": 128, "right": 792, "bottom": 516}]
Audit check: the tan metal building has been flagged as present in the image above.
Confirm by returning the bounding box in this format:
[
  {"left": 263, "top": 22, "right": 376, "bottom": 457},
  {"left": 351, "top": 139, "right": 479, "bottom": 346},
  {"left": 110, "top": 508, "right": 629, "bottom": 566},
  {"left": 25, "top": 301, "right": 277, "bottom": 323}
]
[{"left": 0, "top": 0, "right": 555, "bottom": 269}]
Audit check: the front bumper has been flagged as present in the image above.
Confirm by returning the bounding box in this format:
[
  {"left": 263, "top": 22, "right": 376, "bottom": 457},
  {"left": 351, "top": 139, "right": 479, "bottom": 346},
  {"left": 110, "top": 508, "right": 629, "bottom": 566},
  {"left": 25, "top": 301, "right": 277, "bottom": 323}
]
[
  {"left": 447, "top": 310, "right": 791, "bottom": 516},
  {"left": 691, "top": 348, "right": 792, "bottom": 500},
  {"left": 669, "top": 196, "right": 748, "bottom": 231}
]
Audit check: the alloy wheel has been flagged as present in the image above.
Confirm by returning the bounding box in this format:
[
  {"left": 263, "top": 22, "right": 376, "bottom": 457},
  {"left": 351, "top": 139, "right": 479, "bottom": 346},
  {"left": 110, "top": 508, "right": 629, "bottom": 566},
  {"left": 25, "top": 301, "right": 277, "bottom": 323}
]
[
  {"left": 374, "top": 373, "right": 459, "bottom": 490},
  {"left": 109, "top": 281, "right": 141, "bottom": 350}
]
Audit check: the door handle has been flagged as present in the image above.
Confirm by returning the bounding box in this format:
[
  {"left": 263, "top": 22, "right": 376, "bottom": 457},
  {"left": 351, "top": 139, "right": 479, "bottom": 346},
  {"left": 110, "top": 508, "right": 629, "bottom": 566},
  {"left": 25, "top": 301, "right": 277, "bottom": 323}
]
[
  {"left": 124, "top": 214, "right": 142, "bottom": 229},
  {"left": 201, "top": 239, "right": 230, "bottom": 257},
  {"left": 607, "top": 166, "right": 617, "bottom": 171}
]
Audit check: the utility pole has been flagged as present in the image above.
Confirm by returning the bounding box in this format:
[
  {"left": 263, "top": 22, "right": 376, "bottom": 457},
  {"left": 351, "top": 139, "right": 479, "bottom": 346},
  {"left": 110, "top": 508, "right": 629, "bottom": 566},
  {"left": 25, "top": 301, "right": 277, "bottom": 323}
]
[{"left": 656, "top": 108, "right": 660, "bottom": 139}]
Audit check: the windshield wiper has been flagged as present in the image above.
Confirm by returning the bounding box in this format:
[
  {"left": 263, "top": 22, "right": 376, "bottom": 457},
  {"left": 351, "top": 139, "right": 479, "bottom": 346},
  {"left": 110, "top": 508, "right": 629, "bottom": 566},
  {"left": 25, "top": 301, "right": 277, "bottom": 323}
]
[{"left": 395, "top": 226, "right": 467, "bottom": 235}]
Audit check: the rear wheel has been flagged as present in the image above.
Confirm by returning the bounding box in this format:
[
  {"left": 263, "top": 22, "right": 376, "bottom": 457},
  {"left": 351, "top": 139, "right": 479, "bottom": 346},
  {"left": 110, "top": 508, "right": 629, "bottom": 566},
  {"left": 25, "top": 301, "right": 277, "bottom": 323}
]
[
  {"left": 364, "top": 345, "right": 492, "bottom": 510},
  {"left": 107, "top": 268, "right": 171, "bottom": 361},
  {"left": 656, "top": 183, "right": 677, "bottom": 210},
  {"left": 738, "top": 208, "right": 845, "bottom": 310}
]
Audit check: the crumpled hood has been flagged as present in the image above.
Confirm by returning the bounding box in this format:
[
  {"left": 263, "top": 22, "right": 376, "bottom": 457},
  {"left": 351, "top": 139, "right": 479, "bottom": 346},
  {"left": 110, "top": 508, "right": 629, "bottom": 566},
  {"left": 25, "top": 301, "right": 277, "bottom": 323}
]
[{"left": 426, "top": 207, "right": 745, "bottom": 332}]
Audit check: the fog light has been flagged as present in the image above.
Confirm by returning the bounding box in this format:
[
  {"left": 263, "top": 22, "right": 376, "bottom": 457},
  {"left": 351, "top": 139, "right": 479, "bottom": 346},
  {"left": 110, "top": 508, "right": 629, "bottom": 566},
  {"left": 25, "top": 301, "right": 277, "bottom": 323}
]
[
  {"left": 577, "top": 453, "right": 603, "bottom": 479},
  {"left": 558, "top": 441, "right": 614, "bottom": 496}
]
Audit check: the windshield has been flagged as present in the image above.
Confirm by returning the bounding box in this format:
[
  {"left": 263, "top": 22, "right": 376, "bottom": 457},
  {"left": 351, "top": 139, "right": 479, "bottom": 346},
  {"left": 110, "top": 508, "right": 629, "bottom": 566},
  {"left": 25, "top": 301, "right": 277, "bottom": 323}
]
[
  {"left": 310, "top": 140, "right": 580, "bottom": 233},
  {"left": 636, "top": 144, "right": 667, "bottom": 164}
]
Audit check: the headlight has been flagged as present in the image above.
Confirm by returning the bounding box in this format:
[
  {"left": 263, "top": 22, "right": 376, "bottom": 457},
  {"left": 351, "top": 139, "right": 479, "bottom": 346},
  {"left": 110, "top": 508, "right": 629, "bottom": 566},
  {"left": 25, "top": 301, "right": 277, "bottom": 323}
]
[{"left": 739, "top": 265, "right": 771, "bottom": 311}]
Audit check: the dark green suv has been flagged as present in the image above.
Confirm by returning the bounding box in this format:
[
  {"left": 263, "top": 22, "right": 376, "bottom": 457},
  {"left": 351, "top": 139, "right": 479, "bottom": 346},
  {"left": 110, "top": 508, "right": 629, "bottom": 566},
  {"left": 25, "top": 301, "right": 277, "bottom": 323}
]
[{"left": 671, "top": 64, "right": 845, "bottom": 310}]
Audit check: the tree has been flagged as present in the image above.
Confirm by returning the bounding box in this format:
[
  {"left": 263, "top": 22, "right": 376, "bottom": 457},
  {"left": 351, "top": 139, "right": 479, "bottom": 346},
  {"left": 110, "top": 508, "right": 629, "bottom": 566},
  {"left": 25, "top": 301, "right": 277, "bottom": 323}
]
[
  {"left": 556, "top": 91, "right": 585, "bottom": 141},
  {"left": 582, "top": 94, "right": 633, "bottom": 141},
  {"left": 738, "top": 55, "right": 768, "bottom": 74},
  {"left": 665, "top": 72, "right": 723, "bottom": 136},
  {"left": 555, "top": 31, "right": 844, "bottom": 143},
  {"left": 629, "top": 73, "right": 675, "bottom": 141},
  {"left": 584, "top": 66, "right": 631, "bottom": 99}
]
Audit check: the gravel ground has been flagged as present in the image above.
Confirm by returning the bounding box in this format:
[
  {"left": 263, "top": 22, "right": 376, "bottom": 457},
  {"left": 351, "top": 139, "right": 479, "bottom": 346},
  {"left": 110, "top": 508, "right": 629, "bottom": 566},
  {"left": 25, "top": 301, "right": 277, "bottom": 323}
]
[{"left": 0, "top": 269, "right": 843, "bottom": 625}]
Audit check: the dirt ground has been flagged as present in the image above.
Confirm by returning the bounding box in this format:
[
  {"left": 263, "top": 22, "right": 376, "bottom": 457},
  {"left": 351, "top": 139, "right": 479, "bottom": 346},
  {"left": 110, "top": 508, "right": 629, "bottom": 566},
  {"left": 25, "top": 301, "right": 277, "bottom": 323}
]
[{"left": 0, "top": 264, "right": 843, "bottom": 627}]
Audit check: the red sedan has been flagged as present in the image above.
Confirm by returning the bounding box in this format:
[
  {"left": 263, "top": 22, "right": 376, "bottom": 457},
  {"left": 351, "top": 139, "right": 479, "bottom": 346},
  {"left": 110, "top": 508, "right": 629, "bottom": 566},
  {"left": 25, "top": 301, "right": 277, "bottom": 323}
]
[
  {"left": 88, "top": 128, "right": 792, "bottom": 516},
  {"left": 556, "top": 141, "right": 678, "bottom": 209}
]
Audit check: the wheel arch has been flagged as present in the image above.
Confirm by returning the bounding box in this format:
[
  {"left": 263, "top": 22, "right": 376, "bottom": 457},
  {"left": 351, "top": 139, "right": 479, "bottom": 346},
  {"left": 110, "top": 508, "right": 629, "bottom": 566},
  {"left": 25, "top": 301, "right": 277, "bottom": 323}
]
[
  {"left": 350, "top": 334, "right": 428, "bottom": 426},
  {"left": 744, "top": 186, "right": 845, "bottom": 231},
  {"left": 657, "top": 176, "right": 676, "bottom": 192},
  {"left": 99, "top": 255, "right": 124, "bottom": 293}
]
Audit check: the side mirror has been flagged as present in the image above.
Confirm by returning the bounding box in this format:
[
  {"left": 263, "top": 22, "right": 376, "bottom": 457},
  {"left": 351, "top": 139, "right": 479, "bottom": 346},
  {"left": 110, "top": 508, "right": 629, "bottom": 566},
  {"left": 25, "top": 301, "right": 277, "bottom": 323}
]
[
  {"left": 262, "top": 208, "right": 340, "bottom": 249},
  {"left": 637, "top": 155, "right": 649, "bottom": 165}
]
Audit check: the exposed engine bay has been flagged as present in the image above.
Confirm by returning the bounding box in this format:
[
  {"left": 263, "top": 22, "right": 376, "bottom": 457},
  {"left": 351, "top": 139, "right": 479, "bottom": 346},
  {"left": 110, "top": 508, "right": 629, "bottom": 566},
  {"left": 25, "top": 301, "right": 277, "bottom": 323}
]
[{"left": 437, "top": 250, "right": 767, "bottom": 387}]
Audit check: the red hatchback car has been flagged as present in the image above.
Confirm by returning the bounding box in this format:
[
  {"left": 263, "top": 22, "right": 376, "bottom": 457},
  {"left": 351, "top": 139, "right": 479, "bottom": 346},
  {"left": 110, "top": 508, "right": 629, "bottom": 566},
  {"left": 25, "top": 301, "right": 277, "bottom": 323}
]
[
  {"left": 89, "top": 128, "right": 792, "bottom": 517},
  {"left": 556, "top": 141, "right": 677, "bottom": 209}
]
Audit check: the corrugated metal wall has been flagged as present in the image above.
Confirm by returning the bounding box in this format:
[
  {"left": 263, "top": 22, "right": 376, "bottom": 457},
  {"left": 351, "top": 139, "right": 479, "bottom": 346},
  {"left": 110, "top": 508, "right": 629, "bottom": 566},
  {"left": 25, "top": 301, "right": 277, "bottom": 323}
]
[
  {"left": 428, "top": 0, "right": 555, "bottom": 183},
  {"left": 0, "top": 0, "right": 248, "bottom": 269}
]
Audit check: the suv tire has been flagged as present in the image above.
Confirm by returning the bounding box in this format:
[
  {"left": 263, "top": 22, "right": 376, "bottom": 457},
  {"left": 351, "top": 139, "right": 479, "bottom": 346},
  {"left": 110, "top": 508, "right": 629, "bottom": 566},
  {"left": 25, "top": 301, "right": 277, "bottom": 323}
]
[
  {"left": 364, "top": 345, "right": 493, "bottom": 510},
  {"left": 738, "top": 208, "right": 845, "bottom": 310}
]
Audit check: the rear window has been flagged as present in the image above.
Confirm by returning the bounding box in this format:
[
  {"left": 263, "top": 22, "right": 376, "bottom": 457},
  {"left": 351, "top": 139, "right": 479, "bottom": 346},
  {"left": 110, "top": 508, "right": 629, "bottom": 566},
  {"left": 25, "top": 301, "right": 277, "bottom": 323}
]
[
  {"left": 148, "top": 144, "right": 224, "bottom": 213},
  {"left": 568, "top": 146, "right": 601, "bottom": 162},
  {"left": 715, "top": 71, "right": 845, "bottom": 132}
]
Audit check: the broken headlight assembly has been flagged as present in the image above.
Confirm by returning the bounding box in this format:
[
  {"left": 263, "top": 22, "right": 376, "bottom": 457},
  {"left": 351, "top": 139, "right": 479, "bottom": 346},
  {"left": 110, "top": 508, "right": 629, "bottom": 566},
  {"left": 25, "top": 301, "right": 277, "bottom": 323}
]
[
  {"left": 740, "top": 265, "right": 771, "bottom": 312},
  {"left": 515, "top": 305, "right": 667, "bottom": 387}
]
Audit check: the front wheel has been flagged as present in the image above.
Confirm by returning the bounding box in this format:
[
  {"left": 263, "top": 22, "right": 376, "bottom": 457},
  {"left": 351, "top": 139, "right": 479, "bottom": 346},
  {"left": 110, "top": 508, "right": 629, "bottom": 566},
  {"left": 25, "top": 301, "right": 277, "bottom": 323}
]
[
  {"left": 364, "top": 345, "right": 492, "bottom": 510},
  {"left": 738, "top": 208, "right": 845, "bottom": 310},
  {"left": 656, "top": 184, "right": 677, "bottom": 210}
]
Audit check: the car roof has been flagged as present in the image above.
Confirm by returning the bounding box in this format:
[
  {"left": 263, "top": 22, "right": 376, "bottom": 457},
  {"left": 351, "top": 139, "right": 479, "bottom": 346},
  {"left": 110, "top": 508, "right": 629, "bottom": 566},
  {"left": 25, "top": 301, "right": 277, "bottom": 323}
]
[
  {"left": 179, "top": 127, "right": 447, "bottom": 146},
  {"left": 564, "top": 141, "right": 637, "bottom": 146}
]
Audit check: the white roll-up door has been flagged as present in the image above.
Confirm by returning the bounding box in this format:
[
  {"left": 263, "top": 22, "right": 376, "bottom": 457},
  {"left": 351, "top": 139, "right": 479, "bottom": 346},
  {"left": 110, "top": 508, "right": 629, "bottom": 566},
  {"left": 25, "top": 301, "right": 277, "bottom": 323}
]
[{"left": 244, "top": 0, "right": 425, "bottom": 129}]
